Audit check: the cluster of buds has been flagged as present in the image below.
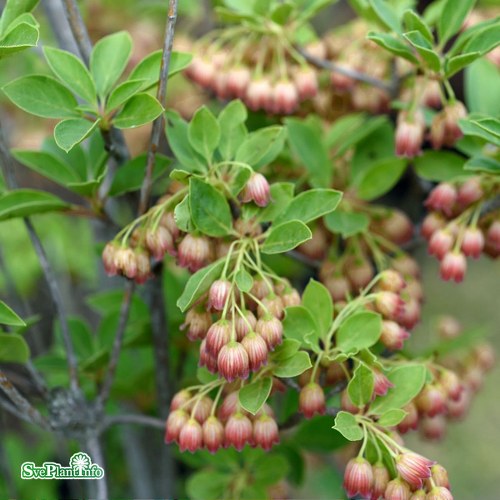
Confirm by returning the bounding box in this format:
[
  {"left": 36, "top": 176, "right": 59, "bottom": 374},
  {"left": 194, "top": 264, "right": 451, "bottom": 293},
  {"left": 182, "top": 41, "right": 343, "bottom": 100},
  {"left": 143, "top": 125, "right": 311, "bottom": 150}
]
[
  {"left": 342, "top": 449, "right": 453, "bottom": 499},
  {"left": 184, "top": 273, "right": 300, "bottom": 382},
  {"left": 395, "top": 317, "right": 495, "bottom": 441},
  {"left": 165, "top": 388, "right": 279, "bottom": 453},
  {"left": 422, "top": 177, "right": 500, "bottom": 282},
  {"left": 186, "top": 38, "right": 319, "bottom": 114}
]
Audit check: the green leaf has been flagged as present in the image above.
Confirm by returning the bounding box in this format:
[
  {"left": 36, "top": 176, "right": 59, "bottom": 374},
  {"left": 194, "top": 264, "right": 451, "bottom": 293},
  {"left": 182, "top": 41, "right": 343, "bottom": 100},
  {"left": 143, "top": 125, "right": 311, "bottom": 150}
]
[
  {"left": 0, "top": 189, "right": 68, "bottom": 220},
  {"left": 403, "top": 9, "right": 433, "bottom": 43},
  {"left": 0, "top": 21, "right": 39, "bottom": 58},
  {"left": 43, "top": 47, "right": 96, "bottom": 104},
  {"left": 186, "top": 471, "right": 232, "bottom": 500},
  {"left": 188, "top": 106, "right": 220, "bottom": 161},
  {"left": 403, "top": 31, "right": 441, "bottom": 72},
  {"left": 2, "top": 75, "right": 79, "bottom": 118},
  {"left": 54, "top": 118, "right": 100, "bottom": 152},
  {"left": 0, "top": 334, "right": 30, "bottom": 363},
  {"left": 293, "top": 415, "right": 349, "bottom": 451},
  {"left": 348, "top": 364, "right": 374, "bottom": 407},
  {"left": 106, "top": 79, "right": 147, "bottom": 112},
  {"left": 113, "top": 93, "right": 163, "bottom": 129},
  {"left": 370, "top": 364, "right": 427, "bottom": 414},
  {"left": 285, "top": 118, "right": 332, "bottom": 188},
  {"left": 271, "top": 339, "right": 301, "bottom": 362},
  {"left": 0, "top": 0, "right": 38, "bottom": 34},
  {"left": 174, "top": 195, "right": 194, "bottom": 232},
  {"left": 324, "top": 210, "right": 370, "bottom": 238},
  {"left": 129, "top": 50, "right": 193, "bottom": 88},
  {"left": 336, "top": 312, "right": 382, "bottom": 356},
  {"left": 235, "top": 268, "right": 253, "bottom": 293},
  {"left": 228, "top": 164, "right": 252, "bottom": 197},
  {"left": 445, "top": 52, "right": 481, "bottom": 77},
  {"left": 356, "top": 158, "right": 407, "bottom": 201},
  {"left": 459, "top": 117, "right": 500, "bottom": 146},
  {"left": 189, "top": 178, "right": 232, "bottom": 237},
  {"left": 235, "top": 126, "right": 286, "bottom": 169},
  {"left": 165, "top": 110, "right": 207, "bottom": 173},
  {"left": 239, "top": 377, "right": 272, "bottom": 415},
  {"left": 275, "top": 189, "right": 342, "bottom": 225},
  {"left": 176, "top": 259, "right": 225, "bottom": 312},
  {"left": 367, "top": 32, "right": 419, "bottom": 63},
  {"left": 462, "top": 23, "right": 500, "bottom": 55},
  {"left": 90, "top": 31, "right": 132, "bottom": 98},
  {"left": 257, "top": 182, "right": 294, "bottom": 223},
  {"left": 218, "top": 99, "right": 248, "bottom": 159},
  {"left": 11, "top": 149, "right": 79, "bottom": 186},
  {"left": 282, "top": 305, "right": 317, "bottom": 348},
  {"left": 0, "top": 301, "right": 26, "bottom": 326},
  {"left": 332, "top": 411, "right": 363, "bottom": 441},
  {"left": 261, "top": 220, "right": 312, "bottom": 254},
  {"left": 377, "top": 408, "right": 407, "bottom": 427},
  {"left": 197, "top": 366, "right": 219, "bottom": 384},
  {"left": 414, "top": 151, "right": 466, "bottom": 181},
  {"left": 274, "top": 351, "right": 312, "bottom": 378},
  {"left": 464, "top": 156, "right": 500, "bottom": 174},
  {"left": 252, "top": 453, "right": 290, "bottom": 487},
  {"left": 438, "top": 0, "right": 475, "bottom": 45},
  {"left": 369, "top": 0, "right": 402, "bottom": 33},
  {"left": 301, "top": 279, "right": 333, "bottom": 339},
  {"left": 109, "top": 154, "right": 170, "bottom": 196}
]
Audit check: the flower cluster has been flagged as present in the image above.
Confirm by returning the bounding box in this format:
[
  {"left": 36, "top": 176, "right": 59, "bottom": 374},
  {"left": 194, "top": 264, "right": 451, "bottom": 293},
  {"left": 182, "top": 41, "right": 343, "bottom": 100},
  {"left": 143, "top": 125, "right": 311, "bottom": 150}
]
[
  {"left": 422, "top": 176, "right": 500, "bottom": 282},
  {"left": 165, "top": 388, "right": 279, "bottom": 453}
]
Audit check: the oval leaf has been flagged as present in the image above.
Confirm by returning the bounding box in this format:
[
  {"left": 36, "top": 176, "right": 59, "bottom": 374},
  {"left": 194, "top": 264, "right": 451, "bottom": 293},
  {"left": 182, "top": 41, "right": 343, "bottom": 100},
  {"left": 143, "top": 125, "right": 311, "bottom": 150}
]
[
  {"left": 54, "top": 118, "right": 100, "bottom": 153},
  {"left": 0, "top": 334, "right": 30, "bottom": 363},
  {"left": 261, "top": 220, "right": 312, "bottom": 254},
  {"left": 336, "top": 312, "right": 382, "bottom": 356},
  {"left": 0, "top": 189, "right": 68, "bottom": 220},
  {"left": 113, "top": 93, "right": 163, "bottom": 129},
  {"left": 0, "top": 301, "right": 26, "bottom": 326},
  {"left": 239, "top": 377, "right": 272, "bottom": 415}
]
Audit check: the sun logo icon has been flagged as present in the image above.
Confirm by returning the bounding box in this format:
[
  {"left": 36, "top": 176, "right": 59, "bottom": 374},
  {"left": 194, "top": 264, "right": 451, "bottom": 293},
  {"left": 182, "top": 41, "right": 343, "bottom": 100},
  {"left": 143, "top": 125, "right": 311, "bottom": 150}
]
[{"left": 69, "top": 452, "right": 91, "bottom": 476}]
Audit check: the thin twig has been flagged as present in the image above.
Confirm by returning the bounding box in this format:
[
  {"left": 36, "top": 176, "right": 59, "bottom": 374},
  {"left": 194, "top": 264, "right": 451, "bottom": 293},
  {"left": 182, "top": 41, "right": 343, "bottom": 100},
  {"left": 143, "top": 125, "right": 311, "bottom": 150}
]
[
  {"left": 82, "top": 434, "right": 108, "bottom": 500},
  {"left": 97, "top": 280, "right": 135, "bottom": 406},
  {"left": 0, "top": 119, "right": 80, "bottom": 394},
  {"left": 103, "top": 413, "right": 166, "bottom": 430},
  {"left": 297, "top": 46, "right": 394, "bottom": 93},
  {"left": 42, "top": 0, "right": 80, "bottom": 56},
  {"left": 138, "top": 0, "right": 179, "bottom": 215},
  {"left": 0, "top": 370, "right": 51, "bottom": 430},
  {"left": 61, "top": 0, "right": 92, "bottom": 64},
  {"left": 0, "top": 396, "right": 33, "bottom": 424}
]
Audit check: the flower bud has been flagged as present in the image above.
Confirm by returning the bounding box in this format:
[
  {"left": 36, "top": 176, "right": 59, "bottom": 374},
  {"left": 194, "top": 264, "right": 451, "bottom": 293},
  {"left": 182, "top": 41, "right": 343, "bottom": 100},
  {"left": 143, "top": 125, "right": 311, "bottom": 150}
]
[
  {"left": 245, "top": 78, "right": 272, "bottom": 111},
  {"left": 293, "top": 67, "right": 319, "bottom": 99},
  {"left": 421, "top": 79, "right": 442, "bottom": 109},
  {"left": 224, "top": 412, "right": 253, "bottom": 450},
  {"left": 326, "top": 362, "right": 346, "bottom": 386},
  {"left": 371, "top": 463, "right": 389, "bottom": 500},
  {"left": 431, "top": 101, "right": 467, "bottom": 149},
  {"left": 397, "top": 402, "right": 419, "bottom": 434},
  {"left": 325, "top": 274, "right": 351, "bottom": 301},
  {"left": 258, "top": 295, "right": 284, "bottom": 319},
  {"left": 177, "top": 234, "right": 211, "bottom": 272},
  {"left": 373, "top": 369, "right": 394, "bottom": 397},
  {"left": 399, "top": 298, "right": 421, "bottom": 330},
  {"left": 170, "top": 390, "right": 192, "bottom": 411},
  {"left": 271, "top": 80, "right": 299, "bottom": 114},
  {"left": 457, "top": 177, "right": 483, "bottom": 206},
  {"left": 217, "top": 341, "right": 250, "bottom": 382},
  {"left": 392, "top": 255, "right": 420, "bottom": 278},
  {"left": 439, "top": 370, "right": 463, "bottom": 401},
  {"left": 251, "top": 277, "right": 272, "bottom": 300},
  {"left": 439, "top": 251, "right": 466, "bottom": 282},
  {"left": 473, "top": 343, "right": 495, "bottom": 372},
  {"left": 179, "top": 418, "right": 203, "bottom": 453},
  {"left": 202, "top": 416, "right": 224, "bottom": 453},
  {"left": 437, "top": 315, "right": 462, "bottom": 339},
  {"left": 380, "top": 211, "right": 414, "bottom": 245},
  {"left": 133, "top": 249, "right": 151, "bottom": 284},
  {"left": 447, "top": 387, "right": 471, "bottom": 420},
  {"left": 380, "top": 321, "right": 410, "bottom": 350},
  {"left": 160, "top": 210, "right": 180, "bottom": 240},
  {"left": 299, "top": 383, "right": 326, "bottom": 418},
  {"left": 241, "top": 172, "right": 271, "bottom": 207},
  {"left": 226, "top": 66, "right": 251, "bottom": 98},
  {"left": 426, "top": 487, "right": 453, "bottom": 500},
  {"left": 199, "top": 339, "right": 218, "bottom": 373},
  {"left": 425, "top": 183, "right": 457, "bottom": 216},
  {"left": 186, "top": 57, "right": 215, "bottom": 87},
  {"left": 181, "top": 308, "right": 212, "bottom": 341},
  {"left": 191, "top": 396, "right": 212, "bottom": 424},
  {"left": 241, "top": 332, "right": 268, "bottom": 371},
  {"left": 145, "top": 226, "right": 175, "bottom": 261},
  {"left": 385, "top": 478, "right": 411, "bottom": 500},
  {"left": 165, "top": 409, "right": 189, "bottom": 443},
  {"left": 428, "top": 230, "right": 454, "bottom": 260},
  {"left": 281, "top": 288, "right": 301, "bottom": 307},
  {"left": 405, "top": 278, "right": 424, "bottom": 303},
  {"left": 375, "top": 292, "right": 405, "bottom": 321},
  {"left": 343, "top": 457, "right": 374, "bottom": 499},
  {"left": 396, "top": 452, "right": 435, "bottom": 489},
  {"left": 217, "top": 391, "right": 240, "bottom": 422},
  {"left": 420, "top": 415, "right": 446, "bottom": 441},
  {"left": 205, "top": 320, "right": 231, "bottom": 357},
  {"left": 431, "top": 464, "right": 450, "bottom": 489},
  {"left": 115, "top": 247, "right": 137, "bottom": 279},
  {"left": 395, "top": 111, "right": 425, "bottom": 157},
  {"left": 102, "top": 242, "right": 119, "bottom": 275},
  {"left": 253, "top": 414, "right": 279, "bottom": 450},
  {"left": 421, "top": 212, "right": 447, "bottom": 240},
  {"left": 234, "top": 310, "right": 257, "bottom": 340},
  {"left": 461, "top": 227, "right": 484, "bottom": 258},
  {"left": 255, "top": 316, "right": 283, "bottom": 350},
  {"left": 415, "top": 385, "right": 447, "bottom": 417},
  {"left": 378, "top": 270, "right": 406, "bottom": 293},
  {"left": 208, "top": 279, "right": 231, "bottom": 311},
  {"left": 346, "top": 258, "right": 374, "bottom": 290}
]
